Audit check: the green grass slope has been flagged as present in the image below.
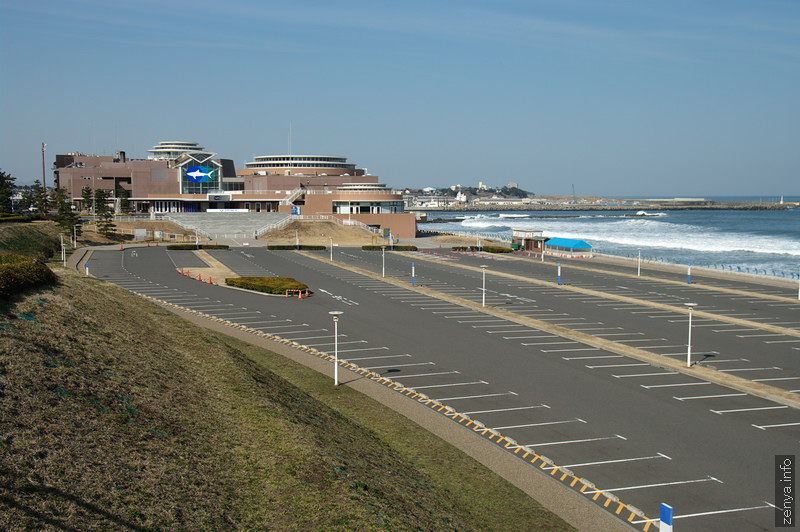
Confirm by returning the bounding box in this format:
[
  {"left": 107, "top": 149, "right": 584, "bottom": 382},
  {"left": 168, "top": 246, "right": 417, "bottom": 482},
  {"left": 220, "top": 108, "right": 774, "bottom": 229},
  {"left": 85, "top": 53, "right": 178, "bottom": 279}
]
[
  {"left": 0, "top": 269, "right": 572, "bottom": 531},
  {"left": 0, "top": 221, "right": 62, "bottom": 260}
]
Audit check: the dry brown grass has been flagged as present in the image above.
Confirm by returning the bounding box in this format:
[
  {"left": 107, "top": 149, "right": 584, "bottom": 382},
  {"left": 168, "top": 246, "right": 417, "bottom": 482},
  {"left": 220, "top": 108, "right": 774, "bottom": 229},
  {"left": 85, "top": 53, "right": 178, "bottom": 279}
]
[
  {"left": 261, "top": 220, "right": 387, "bottom": 246},
  {"left": 0, "top": 270, "right": 572, "bottom": 531}
]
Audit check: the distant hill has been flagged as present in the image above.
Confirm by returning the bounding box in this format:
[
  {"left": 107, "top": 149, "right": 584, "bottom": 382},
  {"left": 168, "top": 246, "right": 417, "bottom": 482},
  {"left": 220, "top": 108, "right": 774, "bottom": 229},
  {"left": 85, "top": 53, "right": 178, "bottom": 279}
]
[{"left": 1, "top": 267, "right": 572, "bottom": 530}]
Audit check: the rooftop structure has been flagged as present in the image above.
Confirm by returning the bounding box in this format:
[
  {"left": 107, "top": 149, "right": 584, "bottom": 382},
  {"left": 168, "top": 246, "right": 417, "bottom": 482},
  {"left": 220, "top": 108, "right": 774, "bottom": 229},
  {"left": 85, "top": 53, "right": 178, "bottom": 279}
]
[
  {"left": 148, "top": 141, "right": 209, "bottom": 161},
  {"left": 240, "top": 154, "right": 365, "bottom": 177}
]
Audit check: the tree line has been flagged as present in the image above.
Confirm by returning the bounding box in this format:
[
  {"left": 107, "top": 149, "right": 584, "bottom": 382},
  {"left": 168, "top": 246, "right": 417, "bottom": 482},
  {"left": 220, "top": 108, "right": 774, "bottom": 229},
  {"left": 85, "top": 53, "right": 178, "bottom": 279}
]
[{"left": 0, "top": 169, "right": 126, "bottom": 238}]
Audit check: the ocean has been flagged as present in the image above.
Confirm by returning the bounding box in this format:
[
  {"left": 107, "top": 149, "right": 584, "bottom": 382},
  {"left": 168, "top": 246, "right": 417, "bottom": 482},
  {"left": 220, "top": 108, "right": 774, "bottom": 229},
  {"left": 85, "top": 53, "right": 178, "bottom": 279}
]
[{"left": 421, "top": 204, "right": 800, "bottom": 280}]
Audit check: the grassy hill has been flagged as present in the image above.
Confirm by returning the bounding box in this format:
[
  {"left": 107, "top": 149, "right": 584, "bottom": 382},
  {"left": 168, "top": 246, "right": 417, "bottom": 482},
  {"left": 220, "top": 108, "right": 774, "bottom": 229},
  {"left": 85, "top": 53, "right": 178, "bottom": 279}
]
[{"left": 1, "top": 267, "right": 572, "bottom": 531}]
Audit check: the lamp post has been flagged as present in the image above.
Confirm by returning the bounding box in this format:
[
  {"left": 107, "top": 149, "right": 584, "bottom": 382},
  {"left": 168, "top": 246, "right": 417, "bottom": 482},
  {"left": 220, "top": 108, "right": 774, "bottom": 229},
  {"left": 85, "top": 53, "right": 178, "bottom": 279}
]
[
  {"left": 637, "top": 248, "right": 641, "bottom": 277},
  {"left": 797, "top": 264, "right": 799, "bottom": 300},
  {"left": 382, "top": 246, "right": 386, "bottom": 277},
  {"left": 685, "top": 303, "right": 697, "bottom": 368},
  {"left": 330, "top": 237, "right": 333, "bottom": 261},
  {"left": 480, "top": 265, "right": 488, "bottom": 307},
  {"left": 329, "top": 311, "right": 343, "bottom": 386}
]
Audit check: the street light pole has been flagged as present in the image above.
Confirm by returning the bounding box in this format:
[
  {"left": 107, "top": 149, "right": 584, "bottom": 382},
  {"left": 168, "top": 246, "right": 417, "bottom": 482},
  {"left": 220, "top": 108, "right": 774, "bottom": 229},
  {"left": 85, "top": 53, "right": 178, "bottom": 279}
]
[
  {"left": 685, "top": 303, "right": 697, "bottom": 368},
  {"left": 329, "top": 311, "right": 343, "bottom": 386},
  {"left": 637, "top": 248, "right": 641, "bottom": 277},
  {"left": 382, "top": 246, "right": 386, "bottom": 277},
  {"left": 480, "top": 265, "right": 488, "bottom": 307},
  {"left": 330, "top": 237, "right": 333, "bottom": 261}
]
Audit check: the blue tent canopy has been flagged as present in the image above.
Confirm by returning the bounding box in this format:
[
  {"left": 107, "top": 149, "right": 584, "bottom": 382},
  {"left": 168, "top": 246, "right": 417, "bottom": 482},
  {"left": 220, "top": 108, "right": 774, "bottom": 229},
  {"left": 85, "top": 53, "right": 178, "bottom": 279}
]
[{"left": 544, "top": 237, "right": 592, "bottom": 250}]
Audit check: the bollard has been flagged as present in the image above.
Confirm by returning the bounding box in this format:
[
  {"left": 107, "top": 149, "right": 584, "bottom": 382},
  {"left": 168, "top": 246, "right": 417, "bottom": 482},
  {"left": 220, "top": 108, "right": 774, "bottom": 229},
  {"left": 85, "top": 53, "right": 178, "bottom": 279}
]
[
  {"left": 147, "top": 242, "right": 150, "bottom": 247},
  {"left": 120, "top": 244, "right": 124, "bottom": 251},
  {"left": 155, "top": 242, "right": 159, "bottom": 247},
  {"left": 298, "top": 290, "right": 303, "bottom": 300},
  {"left": 180, "top": 267, "right": 183, "bottom": 275},
  {"left": 197, "top": 274, "right": 202, "bottom": 281},
  {"left": 208, "top": 277, "right": 213, "bottom": 284}
]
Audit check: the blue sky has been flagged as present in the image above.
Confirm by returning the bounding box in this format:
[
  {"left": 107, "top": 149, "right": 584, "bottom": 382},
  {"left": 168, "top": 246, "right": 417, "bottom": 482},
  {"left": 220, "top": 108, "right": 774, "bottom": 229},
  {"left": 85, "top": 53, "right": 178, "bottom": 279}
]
[{"left": 1, "top": 0, "right": 798, "bottom": 196}]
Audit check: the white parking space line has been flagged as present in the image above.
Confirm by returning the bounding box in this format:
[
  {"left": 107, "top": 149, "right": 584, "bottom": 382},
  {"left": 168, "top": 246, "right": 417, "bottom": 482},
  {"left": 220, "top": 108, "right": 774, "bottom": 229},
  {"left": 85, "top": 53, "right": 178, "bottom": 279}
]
[
  {"left": 753, "top": 376, "right": 800, "bottom": 382},
  {"left": 632, "top": 504, "right": 771, "bottom": 524},
  {"left": 306, "top": 340, "right": 367, "bottom": 347},
  {"left": 736, "top": 333, "right": 784, "bottom": 338},
  {"left": 542, "top": 347, "right": 601, "bottom": 353},
  {"left": 572, "top": 327, "right": 622, "bottom": 332},
  {"left": 642, "top": 382, "right": 711, "bottom": 389},
  {"left": 364, "top": 362, "right": 435, "bottom": 369},
  {"left": 615, "top": 338, "right": 668, "bottom": 343},
  {"left": 764, "top": 340, "right": 800, "bottom": 343},
  {"left": 584, "top": 476, "right": 722, "bottom": 495},
  {"left": 472, "top": 324, "right": 528, "bottom": 329},
  {"left": 412, "top": 381, "right": 488, "bottom": 390},
  {"left": 457, "top": 319, "right": 510, "bottom": 324},
  {"left": 396, "top": 371, "right": 460, "bottom": 378},
  {"left": 712, "top": 406, "right": 788, "bottom": 414},
  {"left": 504, "top": 335, "right": 558, "bottom": 340},
  {"left": 753, "top": 422, "right": 800, "bottom": 430},
  {"left": 523, "top": 435, "right": 626, "bottom": 447},
  {"left": 493, "top": 418, "right": 585, "bottom": 430},
  {"left": 521, "top": 341, "right": 579, "bottom": 346},
  {"left": 586, "top": 363, "right": 649, "bottom": 369},
  {"left": 718, "top": 367, "right": 781, "bottom": 373},
  {"left": 563, "top": 355, "right": 623, "bottom": 360},
  {"left": 674, "top": 393, "right": 747, "bottom": 401},
  {"left": 337, "top": 346, "right": 390, "bottom": 353},
  {"left": 544, "top": 453, "right": 671, "bottom": 470},
  {"left": 592, "top": 333, "right": 644, "bottom": 337},
  {"left": 282, "top": 334, "right": 333, "bottom": 341},
  {"left": 346, "top": 354, "right": 411, "bottom": 361},
  {"left": 462, "top": 405, "right": 549, "bottom": 415},
  {"left": 435, "top": 392, "right": 518, "bottom": 401},
  {"left": 614, "top": 371, "right": 679, "bottom": 378}
]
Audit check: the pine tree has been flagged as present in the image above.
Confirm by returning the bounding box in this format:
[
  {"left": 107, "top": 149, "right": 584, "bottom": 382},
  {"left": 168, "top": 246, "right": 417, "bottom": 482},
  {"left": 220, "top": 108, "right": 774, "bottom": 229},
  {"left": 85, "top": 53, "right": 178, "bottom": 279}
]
[
  {"left": 53, "top": 188, "right": 82, "bottom": 237},
  {"left": 31, "top": 180, "right": 50, "bottom": 215},
  {"left": 81, "top": 186, "right": 93, "bottom": 214},
  {"left": 94, "top": 189, "right": 116, "bottom": 238},
  {"left": 0, "top": 169, "right": 16, "bottom": 214},
  {"left": 116, "top": 187, "right": 130, "bottom": 214}
]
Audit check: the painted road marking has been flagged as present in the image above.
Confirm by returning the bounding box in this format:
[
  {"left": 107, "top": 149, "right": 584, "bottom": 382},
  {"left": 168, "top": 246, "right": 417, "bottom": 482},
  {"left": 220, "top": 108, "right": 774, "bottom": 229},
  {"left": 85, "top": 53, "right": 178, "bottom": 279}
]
[
  {"left": 492, "top": 418, "right": 586, "bottom": 430},
  {"left": 434, "top": 392, "right": 518, "bottom": 401},
  {"left": 584, "top": 476, "right": 722, "bottom": 495},
  {"left": 718, "top": 366, "right": 781, "bottom": 373},
  {"left": 252, "top": 324, "right": 308, "bottom": 330},
  {"left": 641, "top": 382, "right": 711, "bottom": 389},
  {"left": 412, "top": 381, "right": 488, "bottom": 390},
  {"left": 586, "top": 363, "right": 649, "bottom": 369},
  {"left": 545, "top": 453, "right": 671, "bottom": 470},
  {"left": 521, "top": 341, "right": 579, "bottom": 346},
  {"left": 614, "top": 372, "right": 678, "bottom": 378},
  {"left": 305, "top": 340, "right": 367, "bottom": 347},
  {"left": 674, "top": 393, "right": 747, "bottom": 401},
  {"left": 711, "top": 406, "right": 788, "bottom": 414},
  {"left": 335, "top": 347, "right": 391, "bottom": 353},
  {"left": 395, "top": 371, "right": 460, "bottom": 378},
  {"left": 541, "top": 348, "right": 601, "bottom": 353},
  {"left": 523, "top": 435, "right": 627, "bottom": 448},
  {"left": 346, "top": 354, "right": 411, "bottom": 361},
  {"left": 364, "top": 362, "right": 435, "bottom": 369},
  {"left": 753, "top": 376, "right": 800, "bottom": 382},
  {"left": 503, "top": 335, "right": 558, "bottom": 340},
  {"left": 765, "top": 339, "right": 800, "bottom": 343},
  {"left": 752, "top": 422, "right": 800, "bottom": 430},
  {"left": 462, "top": 405, "right": 550, "bottom": 415},
  {"left": 563, "top": 355, "right": 623, "bottom": 360}
]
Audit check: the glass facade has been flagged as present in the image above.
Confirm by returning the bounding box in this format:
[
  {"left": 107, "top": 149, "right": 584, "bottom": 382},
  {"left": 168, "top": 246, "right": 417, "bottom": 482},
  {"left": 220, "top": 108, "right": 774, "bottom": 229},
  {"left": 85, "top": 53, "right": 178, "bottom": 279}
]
[{"left": 181, "top": 165, "right": 220, "bottom": 194}]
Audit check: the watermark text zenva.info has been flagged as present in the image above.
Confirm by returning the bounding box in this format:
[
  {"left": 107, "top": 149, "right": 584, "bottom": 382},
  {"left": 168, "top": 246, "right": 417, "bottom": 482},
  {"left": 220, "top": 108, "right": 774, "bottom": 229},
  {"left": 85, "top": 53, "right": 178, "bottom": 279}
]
[{"left": 776, "top": 455, "right": 795, "bottom": 527}]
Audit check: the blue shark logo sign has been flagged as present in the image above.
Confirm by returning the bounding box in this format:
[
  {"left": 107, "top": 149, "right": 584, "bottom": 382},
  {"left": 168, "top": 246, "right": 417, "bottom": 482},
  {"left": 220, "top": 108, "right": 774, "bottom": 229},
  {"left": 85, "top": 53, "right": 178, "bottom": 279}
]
[{"left": 185, "top": 166, "right": 214, "bottom": 182}]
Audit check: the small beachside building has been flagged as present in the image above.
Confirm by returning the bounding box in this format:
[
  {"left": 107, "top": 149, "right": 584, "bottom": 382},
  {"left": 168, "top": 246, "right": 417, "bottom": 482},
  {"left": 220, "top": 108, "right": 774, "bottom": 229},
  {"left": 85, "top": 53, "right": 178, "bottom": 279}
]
[
  {"left": 543, "top": 237, "right": 593, "bottom": 259},
  {"left": 512, "top": 229, "right": 547, "bottom": 252}
]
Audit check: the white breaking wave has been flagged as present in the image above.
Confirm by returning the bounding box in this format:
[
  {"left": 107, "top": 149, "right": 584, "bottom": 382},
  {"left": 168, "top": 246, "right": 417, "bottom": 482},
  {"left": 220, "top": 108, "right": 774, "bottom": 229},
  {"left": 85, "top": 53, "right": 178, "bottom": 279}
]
[{"left": 459, "top": 217, "right": 800, "bottom": 257}]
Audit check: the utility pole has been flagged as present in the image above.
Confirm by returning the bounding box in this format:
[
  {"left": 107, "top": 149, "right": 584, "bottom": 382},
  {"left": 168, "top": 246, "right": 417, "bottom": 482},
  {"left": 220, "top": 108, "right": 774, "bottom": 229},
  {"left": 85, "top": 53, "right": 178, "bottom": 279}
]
[{"left": 41, "top": 142, "right": 47, "bottom": 189}]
